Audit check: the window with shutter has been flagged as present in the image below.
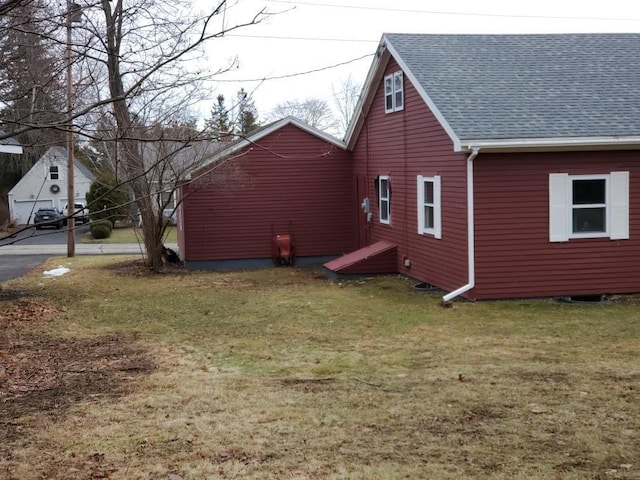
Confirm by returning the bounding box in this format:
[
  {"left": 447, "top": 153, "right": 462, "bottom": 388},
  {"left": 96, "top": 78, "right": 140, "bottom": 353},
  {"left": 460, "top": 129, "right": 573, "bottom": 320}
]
[
  {"left": 417, "top": 175, "right": 441, "bottom": 238},
  {"left": 549, "top": 172, "right": 629, "bottom": 242}
]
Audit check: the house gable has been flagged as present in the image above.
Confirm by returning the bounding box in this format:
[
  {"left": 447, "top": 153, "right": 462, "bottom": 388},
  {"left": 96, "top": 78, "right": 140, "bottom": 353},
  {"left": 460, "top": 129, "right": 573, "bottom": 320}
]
[
  {"left": 179, "top": 120, "right": 354, "bottom": 267},
  {"left": 346, "top": 53, "right": 470, "bottom": 293},
  {"left": 8, "top": 147, "right": 95, "bottom": 224},
  {"left": 191, "top": 116, "right": 346, "bottom": 180}
]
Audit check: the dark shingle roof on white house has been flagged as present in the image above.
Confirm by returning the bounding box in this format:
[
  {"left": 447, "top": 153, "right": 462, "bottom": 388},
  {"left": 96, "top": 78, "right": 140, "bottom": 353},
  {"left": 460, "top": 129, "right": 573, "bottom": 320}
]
[
  {"left": 0, "top": 128, "right": 23, "bottom": 154},
  {"left": 348, "top": 33, "right": 640, "bottom": 151}
]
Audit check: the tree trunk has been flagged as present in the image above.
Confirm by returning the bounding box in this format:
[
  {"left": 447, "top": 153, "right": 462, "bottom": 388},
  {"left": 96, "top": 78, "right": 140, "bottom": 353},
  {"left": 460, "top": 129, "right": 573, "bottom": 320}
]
[{"left": 101, "top": 0, "right": 165, "bottom": 271}]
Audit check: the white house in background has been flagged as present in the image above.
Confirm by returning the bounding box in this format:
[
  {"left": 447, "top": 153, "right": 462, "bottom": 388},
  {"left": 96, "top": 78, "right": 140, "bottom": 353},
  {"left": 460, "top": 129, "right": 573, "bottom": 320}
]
[
  {"left": 0, "top": 129, "right": 23, "bottom": 154},
  {"left": 8, "top": 146, "right": 95, "bottom": 225}
]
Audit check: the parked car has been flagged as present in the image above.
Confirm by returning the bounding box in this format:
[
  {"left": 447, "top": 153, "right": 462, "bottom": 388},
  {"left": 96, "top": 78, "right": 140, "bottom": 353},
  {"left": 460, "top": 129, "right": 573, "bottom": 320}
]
[
  {"left": 63, "top": 202, "right": 89, "bottom": 225},
  {"left": 33, "top": 208, "right": 64, "bottom": 230}
]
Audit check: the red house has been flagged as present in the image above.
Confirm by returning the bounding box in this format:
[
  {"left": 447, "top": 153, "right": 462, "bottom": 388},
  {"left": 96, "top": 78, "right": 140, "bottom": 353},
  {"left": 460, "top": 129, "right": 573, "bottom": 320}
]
[
  {"left": 178, "top": 117, "right": 355, "bottom": 269},
  {"left": 179, "top": 33, "right": 640, "bottom": 301}
]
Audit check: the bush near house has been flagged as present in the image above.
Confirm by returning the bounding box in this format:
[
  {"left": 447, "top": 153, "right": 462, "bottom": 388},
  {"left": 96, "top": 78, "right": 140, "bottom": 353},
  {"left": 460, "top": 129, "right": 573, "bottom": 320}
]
[
  {"left": 90, "top": 220, "right": 112, "bottom": 239},
  {"left": 86, "top": 172, "right": 129, "bottom": 228}
]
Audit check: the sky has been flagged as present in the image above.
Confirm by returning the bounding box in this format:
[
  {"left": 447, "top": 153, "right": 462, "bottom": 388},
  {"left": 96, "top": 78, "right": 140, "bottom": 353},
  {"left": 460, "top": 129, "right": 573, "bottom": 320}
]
[{"left": 198, "top": 0, "right": 640, "bottom": 130}]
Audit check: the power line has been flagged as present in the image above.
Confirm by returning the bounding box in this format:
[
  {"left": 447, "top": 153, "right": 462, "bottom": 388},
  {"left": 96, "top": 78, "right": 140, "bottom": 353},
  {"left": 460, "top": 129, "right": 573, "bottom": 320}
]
[
  {"left": 214, "top": 53, "right": 373, "bottom": 83},
  {"left": 226, "top": 33, "right": 377, "bottom": 43},
  {"left": 265, "top": 0, "right": 640, "bottom": 23}
]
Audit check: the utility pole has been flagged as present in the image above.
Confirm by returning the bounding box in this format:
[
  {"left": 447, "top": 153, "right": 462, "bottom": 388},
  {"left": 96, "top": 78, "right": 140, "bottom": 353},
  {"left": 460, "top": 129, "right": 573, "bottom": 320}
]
[{"left": 66, "top": 1, "right": 81, "bottom": 257}]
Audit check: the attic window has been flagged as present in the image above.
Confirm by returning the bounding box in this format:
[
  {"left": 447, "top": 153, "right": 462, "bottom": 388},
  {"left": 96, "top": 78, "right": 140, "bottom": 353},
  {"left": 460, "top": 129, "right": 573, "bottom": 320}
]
[
  {"left": 49, "top": 165, "right": 59, "bottom": 180},
  {"left": 384, "top": 71, "right": 404, "bottom": 113}
]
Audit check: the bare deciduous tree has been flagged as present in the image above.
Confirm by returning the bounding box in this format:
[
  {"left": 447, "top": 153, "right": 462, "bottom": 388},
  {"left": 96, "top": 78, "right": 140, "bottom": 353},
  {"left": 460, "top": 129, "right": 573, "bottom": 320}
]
[
  {"left": 84, "top": 0, "right": 267, "bottom": 271},
  {"left": 270, "top": 97, "right": 338, "bottom": 134},
  {"left": 1, "top": 0, "right": 268, "bottom": 269},
  {"left": 332, "top": 74, "right": 361, "bottom": 137},
  {"left": 0, "top": 0, "right": 66, "bottom": 186}
]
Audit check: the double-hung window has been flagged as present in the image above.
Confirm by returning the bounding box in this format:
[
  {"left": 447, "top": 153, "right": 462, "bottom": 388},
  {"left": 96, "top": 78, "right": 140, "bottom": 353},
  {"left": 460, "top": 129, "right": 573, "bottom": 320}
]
[
  {"left": 49, "top": 165, "right": 59, "bottom": 180},
  {"left": 384, "top": 71, "right": 404, "bottom": 113},
  {"left": 417, "top": 175, "right": 442, "bottom": 238},
  {"left": 549, "top": 171, "right": 629, "bottom": 242},
  {"left": 379, "top": 175, "right": 391, "bottom": 224},
  {"left": 571, "top": 176, "right": 607, "bottom": 236}
]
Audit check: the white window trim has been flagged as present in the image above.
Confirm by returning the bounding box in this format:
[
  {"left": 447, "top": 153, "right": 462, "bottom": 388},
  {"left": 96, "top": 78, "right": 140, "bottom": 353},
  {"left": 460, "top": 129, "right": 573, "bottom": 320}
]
[
  {"left": 549, "top": 171, "right": 629, "bottom": 242},
  {"left": 379, "top": 175, "right": 390, "bottom": 224},
  {"left": 49, "top": 165, "right": 59, "bottom": 180},
  {"left": 569, "top": 174, "right": 609, "bottom": 239},
  {"left": 384, "top": 71, "right": 404, "bottom": 113},
  {"left": 417, "top": 175, "right": 441, "bottom": 239}
]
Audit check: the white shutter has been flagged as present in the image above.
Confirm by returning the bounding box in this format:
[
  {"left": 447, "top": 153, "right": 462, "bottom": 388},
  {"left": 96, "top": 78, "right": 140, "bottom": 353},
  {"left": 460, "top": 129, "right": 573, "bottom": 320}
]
[
  {"left": 417, "top": 175, "right": 424, "bottom": 234},
  {"left": 549, "top": 173, "right": 569, "bottom": 242},
  {"left": 433, "top": 175, "right": 442, "bottom": 239},
  {"left": 610, "top": 171, "right": 629, "bottom": 240}
]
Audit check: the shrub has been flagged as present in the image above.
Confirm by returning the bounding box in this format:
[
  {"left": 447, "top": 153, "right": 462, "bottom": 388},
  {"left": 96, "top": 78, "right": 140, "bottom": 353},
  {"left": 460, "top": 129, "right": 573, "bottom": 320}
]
[
  {"left": 90, "top": 220, "right": 113, "bottom": 239},
  {"left": 86, "top": 172, "right": 129, "bottom": 226}
]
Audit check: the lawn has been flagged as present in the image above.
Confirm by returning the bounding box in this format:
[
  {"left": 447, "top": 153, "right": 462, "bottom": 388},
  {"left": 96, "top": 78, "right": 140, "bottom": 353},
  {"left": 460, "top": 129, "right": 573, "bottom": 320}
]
[
  {"left": 81, "top": 226, "right": 177, "bottom": 244},
  {"left": 1, "top": 256, "right": 639, "bottom": 479}
]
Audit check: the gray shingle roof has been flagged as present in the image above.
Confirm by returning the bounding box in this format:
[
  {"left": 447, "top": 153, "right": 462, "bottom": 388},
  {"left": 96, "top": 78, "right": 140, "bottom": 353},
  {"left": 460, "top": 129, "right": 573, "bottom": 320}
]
[
  {"left": 0, "top": 129, "right": 21, "bottom": 146},
  {"left": 384, "top": 33, "right": 640, "bottom": 141}
]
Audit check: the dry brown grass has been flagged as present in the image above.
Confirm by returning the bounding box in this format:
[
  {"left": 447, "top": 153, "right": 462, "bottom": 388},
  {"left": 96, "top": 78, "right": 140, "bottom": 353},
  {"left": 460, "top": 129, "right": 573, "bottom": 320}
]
[{"left": 1, "top": 257, "right": 639, "bottom": 479}]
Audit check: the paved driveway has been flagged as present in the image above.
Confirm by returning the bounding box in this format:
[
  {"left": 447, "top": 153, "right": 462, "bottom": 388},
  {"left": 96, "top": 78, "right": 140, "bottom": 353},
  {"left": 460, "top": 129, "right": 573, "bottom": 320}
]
[
  {"left": 0, "top": 255, "right": 52, "bottom": 283},
  {"left": 1, "top": 224, "right": 91, "bottom": 282},
  {"left": 0, "top": 224, "right": 89, "bottom": 247},
  {"left": 0, "top": 226, "right": 177, "bottom": 282}
]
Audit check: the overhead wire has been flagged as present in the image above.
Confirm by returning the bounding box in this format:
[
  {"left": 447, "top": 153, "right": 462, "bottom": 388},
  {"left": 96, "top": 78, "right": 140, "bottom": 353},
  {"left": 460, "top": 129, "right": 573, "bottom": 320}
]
[
  {"left": 213, "top": 52, "right": 374, "bottom": 83},
  {"left": 226, "top": 33, "right": 377, "bottom": 43},
  {"left": 264, "top": 0, "right": 640, "bottom": 23}
]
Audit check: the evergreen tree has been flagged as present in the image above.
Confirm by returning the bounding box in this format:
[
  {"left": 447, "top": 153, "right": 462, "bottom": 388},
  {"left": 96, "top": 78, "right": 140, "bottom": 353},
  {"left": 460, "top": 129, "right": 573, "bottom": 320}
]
[
  {"left": 235, "top": 88, "right": 259, "bottom": 136},
  {"left": 204, "top": 94, "right": 230, "bottom": 140},
  {"left": 0, "top": 0, "right": 66, "bottom": 179},
  {"left": 85, "top": 171, "right": 130, "bottom": 227}
]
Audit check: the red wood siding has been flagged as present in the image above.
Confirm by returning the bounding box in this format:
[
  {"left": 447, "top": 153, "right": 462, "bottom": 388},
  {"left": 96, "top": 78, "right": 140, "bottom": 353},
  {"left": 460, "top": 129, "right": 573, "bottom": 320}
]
[
  {"left": 474, "top": 151, "right": 640, "bottom": 299},
  {"left": 351, "top": 57, "right": 470, "bottom": 293},
  {"left": 181, "top": 124, "right": 355, "bottom": 262}
]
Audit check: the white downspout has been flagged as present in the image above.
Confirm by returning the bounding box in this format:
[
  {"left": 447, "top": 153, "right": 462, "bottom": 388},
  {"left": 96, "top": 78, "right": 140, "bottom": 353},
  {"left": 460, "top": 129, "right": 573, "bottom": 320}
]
[{"left": 442, "top": 147, "right": 479, "bottom": 303}]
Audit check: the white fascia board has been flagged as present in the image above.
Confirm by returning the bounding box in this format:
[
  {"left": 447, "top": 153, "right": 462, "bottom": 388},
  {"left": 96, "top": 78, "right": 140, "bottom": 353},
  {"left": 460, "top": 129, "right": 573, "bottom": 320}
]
[
  {"left": 226, "top": 117, "right": 345, "bottom": 153},
  {"left": 383, "top": 36, "right": 462, "bottom": 152},
  {"left": 345, "top": 40, "right": 389, "bottom": 150},
  {"left": 0, "top": 144, "right": 23, "bottom": 154},
  {"left": 285, "top": 117, "right": 347, "bottom": 150},
  {"left": 459, "top": 136, "right": 640, "bottom": 152}
]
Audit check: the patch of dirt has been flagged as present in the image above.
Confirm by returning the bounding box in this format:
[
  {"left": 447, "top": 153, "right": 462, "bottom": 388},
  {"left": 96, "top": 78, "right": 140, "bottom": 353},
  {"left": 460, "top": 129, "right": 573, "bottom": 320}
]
[
  {"left": 278, "top": 377, "right": 336, "bottom": 393},
  {"left": 104, "top": 259, "right": 186, "bottom": 277},
  {"left": 0, "top": 289, "right": 32, "bottom": 302},
  {"left": 0, "top": 298, "right": 154, "bottom": 460}
]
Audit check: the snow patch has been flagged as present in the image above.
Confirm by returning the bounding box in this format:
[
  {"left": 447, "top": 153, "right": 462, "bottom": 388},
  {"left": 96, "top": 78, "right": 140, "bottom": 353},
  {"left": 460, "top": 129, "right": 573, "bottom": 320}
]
[{"left": 43, "top": 266, "right": 70, "bottom": 278}]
